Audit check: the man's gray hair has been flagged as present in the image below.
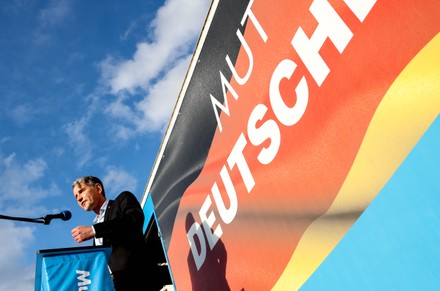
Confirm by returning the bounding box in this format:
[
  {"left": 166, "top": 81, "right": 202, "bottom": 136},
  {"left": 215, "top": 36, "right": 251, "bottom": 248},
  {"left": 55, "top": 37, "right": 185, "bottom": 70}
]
[{"left": 72, "top": 176, "right": 106, "bottom": 197}]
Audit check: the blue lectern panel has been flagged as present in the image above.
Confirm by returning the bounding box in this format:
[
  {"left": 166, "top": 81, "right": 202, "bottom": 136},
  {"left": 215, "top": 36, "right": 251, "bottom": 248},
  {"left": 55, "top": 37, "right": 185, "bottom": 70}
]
[{"left": 36, "top": 247, "right": 115, "bottom": 291}]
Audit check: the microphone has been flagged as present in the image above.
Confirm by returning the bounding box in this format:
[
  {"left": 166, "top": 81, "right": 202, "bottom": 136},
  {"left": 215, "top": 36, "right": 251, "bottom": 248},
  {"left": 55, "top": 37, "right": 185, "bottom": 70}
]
[{"left": 43, "top": 210, "right": 72, "bottom": 225}]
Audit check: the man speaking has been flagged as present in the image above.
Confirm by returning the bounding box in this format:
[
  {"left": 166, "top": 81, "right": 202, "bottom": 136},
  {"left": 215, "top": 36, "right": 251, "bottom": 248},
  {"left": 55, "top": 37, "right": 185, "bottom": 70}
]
[{"left": 71, "top": 176, "right": 155, "bottom": 290}]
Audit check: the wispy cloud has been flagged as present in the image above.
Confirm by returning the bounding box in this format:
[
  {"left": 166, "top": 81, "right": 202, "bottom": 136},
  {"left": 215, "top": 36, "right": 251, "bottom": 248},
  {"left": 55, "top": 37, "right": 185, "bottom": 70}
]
[
  {"left": 103, "top": 166, "right": 138, "bottom": 197},
  {"left": 64, "top": 114, "right": 95, "bottom": 169},
  {"left": 120, "top": 20, "right": 138, "bottom": 41},
  {"left": 34, "top": 0, "right": 71, "bottom": 44},
  {"left": 103, "top": 55, "right": 192, "bottom": 138},
  {"left": 0, "top": 152, "right": 60, "bottom": 214},
  {"left": 38, "top": 0, "right": 71, "bottom": 28},
  {"left": 9, "top": 103, "right": 35, "bottom": 126}
]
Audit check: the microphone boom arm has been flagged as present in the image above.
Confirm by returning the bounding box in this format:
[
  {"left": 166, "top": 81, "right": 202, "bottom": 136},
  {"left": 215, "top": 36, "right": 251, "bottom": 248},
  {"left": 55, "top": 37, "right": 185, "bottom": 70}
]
[
  {"left": 0, "top": 214, "right": 46, "bottom": 224},
  {"left": 0, "top": 210, "right": 71, "bottom": 225}
]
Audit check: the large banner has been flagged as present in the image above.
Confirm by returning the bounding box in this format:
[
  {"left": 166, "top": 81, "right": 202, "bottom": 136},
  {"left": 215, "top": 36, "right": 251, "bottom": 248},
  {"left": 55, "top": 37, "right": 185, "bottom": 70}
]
[{"left": 143, "top": 0, "right": 440, "bottom": 289}]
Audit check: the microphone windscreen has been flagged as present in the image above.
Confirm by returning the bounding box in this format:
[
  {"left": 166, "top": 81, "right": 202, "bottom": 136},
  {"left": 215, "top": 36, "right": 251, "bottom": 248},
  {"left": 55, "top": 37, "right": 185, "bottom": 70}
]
[{"left": 62, "top": 210, "right": 72, "bottom": 221}]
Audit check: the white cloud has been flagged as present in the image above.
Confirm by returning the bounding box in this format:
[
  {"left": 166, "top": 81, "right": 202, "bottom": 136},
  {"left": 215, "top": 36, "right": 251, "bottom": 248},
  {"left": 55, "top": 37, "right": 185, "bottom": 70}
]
[
  {"left": 0, "top": 220, "right": 35, "bottom": 291},
  {"left": 0, "top": 151, "right": 61, "bottom": 291},
  {"left": 152, "top": 0, "right": 208, "bottom": 49},
  {"left": 135, "top": 54, "right": 192, "bottom": 132},
  {"left": 113, "top": 124, "right": 138, "bottom": 141},
  {"left": 104, "top": 92, "right": 137, "bottom": 121},
  {"left": 101, "top": 0, "right": 209, "bottom": 94},
  {"left": 103, "top": 54, "right": 192, "bottom": 139},
  {"left": 99, "top": 0, "right": 211, "bottom": 133},
  {"left": 0, "top": 220, "right": 35, "bottom": 265}
]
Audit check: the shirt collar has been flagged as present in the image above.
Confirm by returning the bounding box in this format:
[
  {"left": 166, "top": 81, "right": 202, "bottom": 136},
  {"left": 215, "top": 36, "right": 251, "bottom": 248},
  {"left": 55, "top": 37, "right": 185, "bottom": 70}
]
[{"left": 93, "top": 199, "right": 109, "bottom": 224}]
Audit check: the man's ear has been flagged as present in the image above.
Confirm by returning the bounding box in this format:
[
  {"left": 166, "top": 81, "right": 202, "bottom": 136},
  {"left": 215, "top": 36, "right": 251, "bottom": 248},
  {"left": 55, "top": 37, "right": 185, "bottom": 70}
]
[{"left": 95, "top": 183, "right": 103, "bottom": 196}]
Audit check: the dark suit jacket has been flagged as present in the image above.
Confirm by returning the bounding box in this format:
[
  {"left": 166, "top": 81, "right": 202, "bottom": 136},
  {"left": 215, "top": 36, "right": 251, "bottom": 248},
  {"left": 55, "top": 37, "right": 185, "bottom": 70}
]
[{"left": 93, "top": 191, "right": 149, "bottom": 274}]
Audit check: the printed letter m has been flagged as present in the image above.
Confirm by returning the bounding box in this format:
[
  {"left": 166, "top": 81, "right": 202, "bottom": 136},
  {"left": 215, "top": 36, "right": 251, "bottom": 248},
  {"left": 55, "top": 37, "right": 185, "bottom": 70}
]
[{"left": 76, "top": 270, "right": 91, "bottom": 290}]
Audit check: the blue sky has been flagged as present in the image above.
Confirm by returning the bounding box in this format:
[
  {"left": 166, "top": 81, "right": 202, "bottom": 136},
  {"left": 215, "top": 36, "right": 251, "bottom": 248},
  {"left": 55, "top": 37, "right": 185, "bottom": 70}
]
[{"left": 0, "top": 0, "right": 210, "bottom": 289}]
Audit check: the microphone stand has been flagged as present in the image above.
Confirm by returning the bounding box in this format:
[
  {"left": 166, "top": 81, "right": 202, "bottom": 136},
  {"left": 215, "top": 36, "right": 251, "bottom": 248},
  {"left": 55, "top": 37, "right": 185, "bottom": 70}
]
[{"left": 0, "top": 213, "right": 47, "bottom": 224}]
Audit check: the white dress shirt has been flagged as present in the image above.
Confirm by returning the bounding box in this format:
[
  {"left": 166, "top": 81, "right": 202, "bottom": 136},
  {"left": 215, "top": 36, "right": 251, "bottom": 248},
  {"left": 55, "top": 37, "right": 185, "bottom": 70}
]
[{"left": 92, "top": 199, "right": 109, "bottom": 246}]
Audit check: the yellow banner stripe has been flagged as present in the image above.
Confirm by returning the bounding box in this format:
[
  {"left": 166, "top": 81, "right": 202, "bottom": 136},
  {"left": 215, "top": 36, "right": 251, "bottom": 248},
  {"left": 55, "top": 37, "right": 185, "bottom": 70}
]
[{"left": 272, "top": 32, "right": 440, "bottom": 290}]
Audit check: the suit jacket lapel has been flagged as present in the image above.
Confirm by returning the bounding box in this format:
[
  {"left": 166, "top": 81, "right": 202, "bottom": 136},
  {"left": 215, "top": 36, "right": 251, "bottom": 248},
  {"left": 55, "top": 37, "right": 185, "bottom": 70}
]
[{"left": 104, "top": 200, "right": 114, "bottom": 221}]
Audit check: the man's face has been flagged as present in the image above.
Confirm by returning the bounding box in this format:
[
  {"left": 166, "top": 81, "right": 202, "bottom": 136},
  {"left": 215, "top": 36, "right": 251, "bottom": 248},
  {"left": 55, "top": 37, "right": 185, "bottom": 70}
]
[{"left": 73, "top": 182, "right": 104, "bottom": 213}]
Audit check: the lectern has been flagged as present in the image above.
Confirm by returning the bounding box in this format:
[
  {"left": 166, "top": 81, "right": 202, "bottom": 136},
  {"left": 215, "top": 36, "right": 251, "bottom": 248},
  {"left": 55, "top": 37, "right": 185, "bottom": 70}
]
[{"left": 35, "top": 246, "right": 115, "bottom": 291}]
